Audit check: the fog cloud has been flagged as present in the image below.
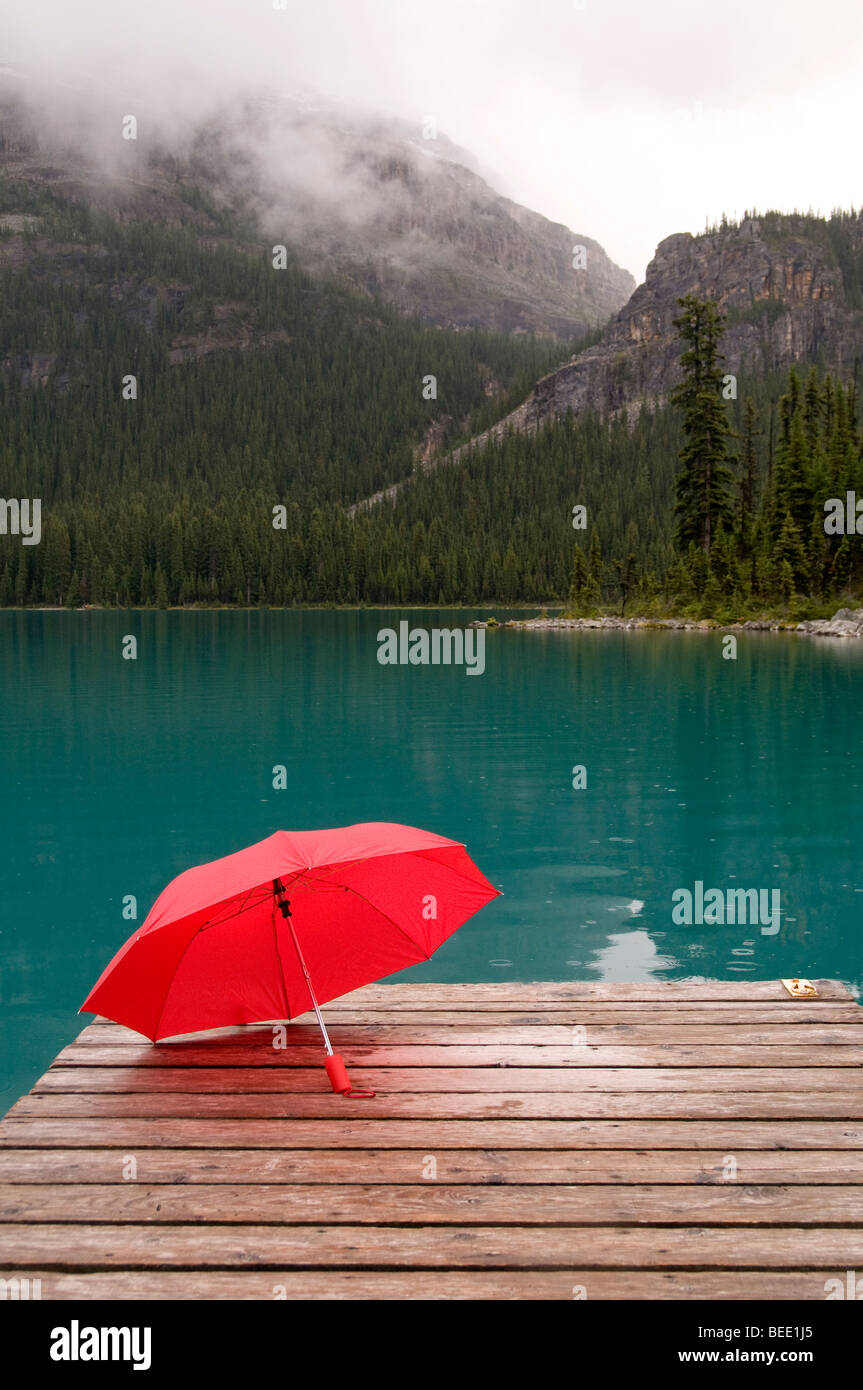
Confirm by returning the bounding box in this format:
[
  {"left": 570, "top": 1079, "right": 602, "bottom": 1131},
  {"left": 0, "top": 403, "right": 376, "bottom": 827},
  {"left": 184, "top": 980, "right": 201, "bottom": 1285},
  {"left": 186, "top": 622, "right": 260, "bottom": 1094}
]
[{"left": 4, "top": 0, "right": 862, "bottom": 279}]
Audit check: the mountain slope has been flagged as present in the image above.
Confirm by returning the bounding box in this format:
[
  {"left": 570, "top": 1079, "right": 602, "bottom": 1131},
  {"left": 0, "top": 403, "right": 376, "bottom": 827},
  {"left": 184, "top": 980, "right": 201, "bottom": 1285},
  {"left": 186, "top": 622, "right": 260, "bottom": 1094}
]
[
  {"left": 0, "top": 188, "right": 567, "bottom": 507},
  {"left": 0, "top": 71, "right": 634, "bottom": 338}
]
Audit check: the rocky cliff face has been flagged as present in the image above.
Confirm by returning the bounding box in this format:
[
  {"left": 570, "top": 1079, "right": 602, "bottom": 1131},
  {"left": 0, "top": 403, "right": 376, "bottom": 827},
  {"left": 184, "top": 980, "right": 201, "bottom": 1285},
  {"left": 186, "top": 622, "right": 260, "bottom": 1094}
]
[
  {"left": 187, "top": 94, "right": 636, "bottom": 336},
  {"left": 464, "top": 214, "right": 863, "bottom": 445},
  {"left": 0, "top": 73, "right": 634, "bottom": 339}
]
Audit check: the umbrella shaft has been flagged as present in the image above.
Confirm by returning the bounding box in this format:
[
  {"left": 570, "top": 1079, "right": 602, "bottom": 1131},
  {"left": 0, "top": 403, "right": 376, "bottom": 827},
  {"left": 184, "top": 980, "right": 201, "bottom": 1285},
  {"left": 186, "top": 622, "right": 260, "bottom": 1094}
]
[{"left": 286, "top": 919, "right": 334, "bottom": 1056}]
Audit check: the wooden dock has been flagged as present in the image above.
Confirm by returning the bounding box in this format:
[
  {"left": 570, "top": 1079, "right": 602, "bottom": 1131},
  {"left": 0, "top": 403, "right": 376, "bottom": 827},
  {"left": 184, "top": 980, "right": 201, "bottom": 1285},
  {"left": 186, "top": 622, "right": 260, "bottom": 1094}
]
[{"left": 1, "top": 979, "right": 862, "bottom": 1300}]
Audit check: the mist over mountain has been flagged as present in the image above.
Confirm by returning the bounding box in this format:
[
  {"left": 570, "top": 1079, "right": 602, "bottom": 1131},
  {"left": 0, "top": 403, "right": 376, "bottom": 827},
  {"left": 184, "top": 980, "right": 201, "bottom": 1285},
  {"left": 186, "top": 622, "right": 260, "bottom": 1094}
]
[{"left": 0, "top": 66, "right": 634, "bottom": 338}]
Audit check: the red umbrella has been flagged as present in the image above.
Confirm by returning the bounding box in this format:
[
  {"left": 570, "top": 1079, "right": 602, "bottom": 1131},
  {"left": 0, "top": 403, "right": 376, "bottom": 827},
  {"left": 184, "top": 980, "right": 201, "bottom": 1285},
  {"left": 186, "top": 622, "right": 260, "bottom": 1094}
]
[{"left": 81, "top": 822, "right": 500, "bottom": 1094}]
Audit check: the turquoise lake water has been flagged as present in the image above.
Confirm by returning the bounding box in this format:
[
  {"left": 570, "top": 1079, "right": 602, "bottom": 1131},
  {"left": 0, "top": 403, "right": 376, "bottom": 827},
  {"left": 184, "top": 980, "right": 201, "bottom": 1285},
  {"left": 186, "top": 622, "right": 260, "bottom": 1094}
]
[{"left": 1, "top": 608, "right": 862, "bottom": 1112}]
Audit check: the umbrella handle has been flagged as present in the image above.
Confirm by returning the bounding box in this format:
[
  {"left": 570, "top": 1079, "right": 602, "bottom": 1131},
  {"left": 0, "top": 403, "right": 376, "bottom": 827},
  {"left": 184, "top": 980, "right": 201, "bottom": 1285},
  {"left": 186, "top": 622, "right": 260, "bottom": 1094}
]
[{"left": 325, "top": 1052, "right": 376, "bottom": 1098}]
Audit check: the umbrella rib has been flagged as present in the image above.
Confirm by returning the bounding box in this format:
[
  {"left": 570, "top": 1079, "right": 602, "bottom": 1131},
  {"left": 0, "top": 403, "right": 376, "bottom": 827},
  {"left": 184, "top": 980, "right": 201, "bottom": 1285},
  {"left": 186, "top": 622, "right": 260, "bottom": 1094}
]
[
  {"left": 197, "top": 884, "right": 270, "bottom": 932},
  {"left": 150, "top": 921, "right": 206, "bottom": 1042},
  {"left": 411, "top": 848, "right": 503, "bottom": 898},
  {"left": 339, "top": 885, "right": 433, "bottom": 962},
  {"left": 308, "top": 847, "right": 498, "bottom": 904},
  {"left": 325, "top": 853, "right": 499, "bottom": 958},
  {"left": 276, "top": 869, "right": 435, "bottom": 961},
  {"left": 149, "top": 884, "right": 273, "bottom": 1038}
]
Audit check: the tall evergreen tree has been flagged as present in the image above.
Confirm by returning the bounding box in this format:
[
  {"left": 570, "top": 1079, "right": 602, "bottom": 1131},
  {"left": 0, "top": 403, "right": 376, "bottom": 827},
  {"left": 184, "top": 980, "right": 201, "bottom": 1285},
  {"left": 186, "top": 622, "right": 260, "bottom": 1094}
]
[
  {"left": 738, "top": 396, "right": 760, "bottom": 552},
  {"left": 569, "top": 543, "right": 589, "bottom": 609},
  {"left": 670, "top": 295, "right": 734, "bottom": 553},
  {"left": 587, "top": 529, "right": 603, "bottom": 603}
]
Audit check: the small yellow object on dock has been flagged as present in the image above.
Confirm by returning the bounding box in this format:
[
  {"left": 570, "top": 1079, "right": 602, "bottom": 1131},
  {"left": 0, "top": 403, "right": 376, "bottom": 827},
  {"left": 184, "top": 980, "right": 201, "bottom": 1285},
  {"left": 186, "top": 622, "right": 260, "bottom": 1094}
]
[{"left": 782, "top": 978, "right": 819, "bottom": 998}]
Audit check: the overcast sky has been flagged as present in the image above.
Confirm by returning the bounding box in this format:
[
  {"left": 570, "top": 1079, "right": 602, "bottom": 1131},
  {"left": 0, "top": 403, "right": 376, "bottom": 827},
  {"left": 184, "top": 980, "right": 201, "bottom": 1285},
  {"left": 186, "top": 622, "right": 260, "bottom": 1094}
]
[{"left": 5, "top": 0, "right": 863, "bottom": 281}]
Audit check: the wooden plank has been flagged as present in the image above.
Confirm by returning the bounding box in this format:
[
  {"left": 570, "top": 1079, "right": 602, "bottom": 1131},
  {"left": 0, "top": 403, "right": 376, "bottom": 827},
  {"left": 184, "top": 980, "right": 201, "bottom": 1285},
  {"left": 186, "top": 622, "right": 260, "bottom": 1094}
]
[
  {"left": 84, "top": 1003, "right": 863, "bottom": 1028},
  {"left": 32, "top": 1066, "right": 861, "bottom": 1095},
  {"left": 7, "top": 1269, "right": 846, "bottom": 1299},
  {"left": 2, "top": 1182, "right": 861, "bottom": 1225},
  {"left": 2, "top": 1148, "right": 860, "bottom": 1185},
  {"left": 68, "top": 1023, "right": 863, "bottom": 1045},
  {"left": 51, "top": 1044, "right": 863, "bottom": 1068},
  {"left": 2, "top": 1117, "right": 861, "bottom": 1149},
  {"left": 10, "top": 1090, "right": 863, "bottom": 1121},
  {"left": 320, "top": 999, "right": 861, "bottom": 1014},
  {"left": 4, "top": 1223, "right": 863, "bottom": 1268},
  {"left": 239, "top": 980, "right": 855, "bottom": 1001}
]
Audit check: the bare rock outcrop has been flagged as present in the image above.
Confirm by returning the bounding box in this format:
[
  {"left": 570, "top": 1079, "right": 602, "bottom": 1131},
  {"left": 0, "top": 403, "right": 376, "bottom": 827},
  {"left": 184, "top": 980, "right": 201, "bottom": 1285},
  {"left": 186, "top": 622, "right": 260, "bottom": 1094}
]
[{"left": 454, "top": 214, "right": 863, "bottom": 456}]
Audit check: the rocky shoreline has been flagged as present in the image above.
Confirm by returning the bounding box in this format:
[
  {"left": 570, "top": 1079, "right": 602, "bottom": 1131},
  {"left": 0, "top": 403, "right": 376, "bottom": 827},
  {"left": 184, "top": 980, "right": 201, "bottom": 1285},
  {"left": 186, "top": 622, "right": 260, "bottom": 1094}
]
[{"left": 469, "top": 608, "right": 863, "bottom": 639}]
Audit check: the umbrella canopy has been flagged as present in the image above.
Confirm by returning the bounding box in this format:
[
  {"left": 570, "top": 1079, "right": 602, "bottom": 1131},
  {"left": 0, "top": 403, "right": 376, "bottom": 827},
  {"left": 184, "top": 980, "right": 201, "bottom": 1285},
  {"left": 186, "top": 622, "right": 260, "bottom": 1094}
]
[{"left": 81, "top": 822, "right": 500, "bottom": 1045}]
